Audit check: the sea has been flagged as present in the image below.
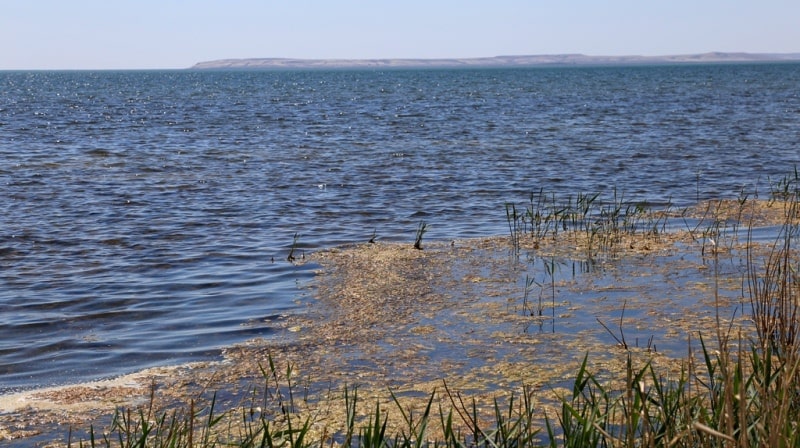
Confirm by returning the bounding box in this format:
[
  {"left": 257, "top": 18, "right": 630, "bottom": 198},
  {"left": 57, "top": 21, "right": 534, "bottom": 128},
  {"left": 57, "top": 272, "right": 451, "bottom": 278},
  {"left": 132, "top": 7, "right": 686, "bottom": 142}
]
[{"left": 1, "top": 63, "right": 799, "bottom": 393}]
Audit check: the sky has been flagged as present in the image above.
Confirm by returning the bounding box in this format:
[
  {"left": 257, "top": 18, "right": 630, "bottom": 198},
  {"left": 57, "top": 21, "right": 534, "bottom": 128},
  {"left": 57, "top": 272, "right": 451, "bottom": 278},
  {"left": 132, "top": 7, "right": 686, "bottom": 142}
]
[{"left": 2, "top": 0, "right": 799, "bottom": 70}]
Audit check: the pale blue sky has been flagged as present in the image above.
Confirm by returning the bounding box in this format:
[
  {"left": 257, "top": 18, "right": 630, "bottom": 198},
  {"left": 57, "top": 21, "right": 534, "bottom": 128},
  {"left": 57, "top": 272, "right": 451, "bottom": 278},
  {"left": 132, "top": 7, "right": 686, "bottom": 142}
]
[{"left": 2, "top": 0, "right": 798, "bottom": 70}]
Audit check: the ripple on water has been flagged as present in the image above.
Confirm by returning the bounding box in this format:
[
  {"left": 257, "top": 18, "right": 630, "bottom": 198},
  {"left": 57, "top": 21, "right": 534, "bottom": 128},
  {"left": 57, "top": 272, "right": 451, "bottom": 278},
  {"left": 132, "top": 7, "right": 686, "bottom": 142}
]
[{"left": 0, "top": 64, "right": 799, "bottom": 390}]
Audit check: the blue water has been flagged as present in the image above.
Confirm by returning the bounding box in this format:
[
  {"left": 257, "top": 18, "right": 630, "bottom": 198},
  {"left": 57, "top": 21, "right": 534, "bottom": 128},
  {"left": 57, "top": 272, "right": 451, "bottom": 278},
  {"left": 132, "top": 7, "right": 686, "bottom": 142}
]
[{"left": 1, "top": 63, "right": 799, "bottom": 392}]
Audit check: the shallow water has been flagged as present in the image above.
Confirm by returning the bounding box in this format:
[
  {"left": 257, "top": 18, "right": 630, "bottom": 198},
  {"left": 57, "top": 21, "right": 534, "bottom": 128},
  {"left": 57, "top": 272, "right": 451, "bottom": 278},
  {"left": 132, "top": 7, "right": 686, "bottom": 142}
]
[{"left": 1, "top": 63, "right": 799, "bottom": 392}]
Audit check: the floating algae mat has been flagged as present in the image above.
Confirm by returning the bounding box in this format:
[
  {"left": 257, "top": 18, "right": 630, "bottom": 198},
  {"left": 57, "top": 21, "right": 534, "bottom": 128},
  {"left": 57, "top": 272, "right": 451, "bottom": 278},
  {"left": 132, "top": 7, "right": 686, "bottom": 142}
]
[
  {"left": 267, "top": 229, "right": 749, "bottom": 395},
  {"left": 233, "top": 198, "right": 790, "bottom": 399}
]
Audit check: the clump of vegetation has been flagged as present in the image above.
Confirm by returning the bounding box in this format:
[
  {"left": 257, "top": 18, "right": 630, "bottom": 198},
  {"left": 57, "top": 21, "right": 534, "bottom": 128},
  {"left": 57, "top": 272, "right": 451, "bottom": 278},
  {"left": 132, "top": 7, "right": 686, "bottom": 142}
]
[
  {"left": 768, "top": 165, "right": 800, "bottom": 203},
  {"left": 504, "top": 187, "right": 669, "bottom": 257}
]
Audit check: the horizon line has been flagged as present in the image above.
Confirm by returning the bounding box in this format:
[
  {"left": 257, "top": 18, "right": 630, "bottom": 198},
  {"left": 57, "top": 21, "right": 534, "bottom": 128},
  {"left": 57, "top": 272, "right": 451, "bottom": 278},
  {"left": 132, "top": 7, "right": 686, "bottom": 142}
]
[{"left": 191, "top": 51, "right": 800, "bottom": 70}]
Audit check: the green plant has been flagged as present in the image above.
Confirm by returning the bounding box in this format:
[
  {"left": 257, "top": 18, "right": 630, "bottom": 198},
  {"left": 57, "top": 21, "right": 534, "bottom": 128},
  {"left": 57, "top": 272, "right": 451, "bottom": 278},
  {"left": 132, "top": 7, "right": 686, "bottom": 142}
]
[
  {"left": 768, "top": 165, "right": 800, "bottom": 203},
  {"left": 287, "top": 232, "right": 300, "bottom": 262},
  {"left": 596, "top": 300, "right": 629, "bottom": 350},
  {"left": 413, "top": 220, "right": 427, "bottom": 250},
  {"left": 506, "top": 202, "right": 522, "bottom": 255},
  {"left": 525, "top": 188, "right": 555, "bottom": 241},
  {"left": 521, "top": 274, "right": 538, "bottom": 317},
  {"left": 389, "top": 388, "right": 435, "bottom": 447}
]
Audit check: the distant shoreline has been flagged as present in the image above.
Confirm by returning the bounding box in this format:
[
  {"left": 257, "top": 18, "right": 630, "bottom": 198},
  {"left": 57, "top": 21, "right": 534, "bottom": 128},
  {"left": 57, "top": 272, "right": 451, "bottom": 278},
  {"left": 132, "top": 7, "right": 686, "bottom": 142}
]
[{"left": 191, "top": 52, "right": 800, "bottom": 70}]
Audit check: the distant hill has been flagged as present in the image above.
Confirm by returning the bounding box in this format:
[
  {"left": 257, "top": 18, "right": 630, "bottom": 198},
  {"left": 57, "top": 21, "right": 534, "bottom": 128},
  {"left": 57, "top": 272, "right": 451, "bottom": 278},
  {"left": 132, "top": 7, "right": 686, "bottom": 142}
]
[{"left": 191, "top": 52, "right": 800, "bottom": 70}]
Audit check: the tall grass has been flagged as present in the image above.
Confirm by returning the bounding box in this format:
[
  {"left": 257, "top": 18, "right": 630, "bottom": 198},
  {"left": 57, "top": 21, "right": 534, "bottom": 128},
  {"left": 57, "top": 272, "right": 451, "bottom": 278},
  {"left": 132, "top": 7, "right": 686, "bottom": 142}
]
[
  {"left": 747, "top": 198, "right": 800, "bottom": 357},
  {"left": 504, "top": 188, "right": 668, "bottom": 256},
  {"left": 549, "top": 190, "right": 800, "bottom": 447}
]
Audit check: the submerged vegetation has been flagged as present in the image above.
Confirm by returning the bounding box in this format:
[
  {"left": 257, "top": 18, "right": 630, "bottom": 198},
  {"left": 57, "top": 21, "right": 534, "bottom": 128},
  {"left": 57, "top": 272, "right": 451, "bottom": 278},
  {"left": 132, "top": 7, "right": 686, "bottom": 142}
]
[{"left": 6, "top": 175, "right": 800, "bottom": 447}]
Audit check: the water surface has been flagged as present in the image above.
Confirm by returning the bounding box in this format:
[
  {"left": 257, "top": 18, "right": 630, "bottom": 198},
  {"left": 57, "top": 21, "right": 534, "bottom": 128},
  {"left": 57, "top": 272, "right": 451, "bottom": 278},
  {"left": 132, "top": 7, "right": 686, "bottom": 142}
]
[{"left": 1, "top": 63, "right": 799, "bottom": 392}]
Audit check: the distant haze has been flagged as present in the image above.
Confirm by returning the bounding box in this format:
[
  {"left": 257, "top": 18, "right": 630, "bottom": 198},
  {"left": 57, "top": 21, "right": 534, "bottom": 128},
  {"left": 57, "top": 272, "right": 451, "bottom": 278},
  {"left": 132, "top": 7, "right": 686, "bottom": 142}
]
[{"left": 192, "top": 52, "right": 800, "bottom": 70}]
